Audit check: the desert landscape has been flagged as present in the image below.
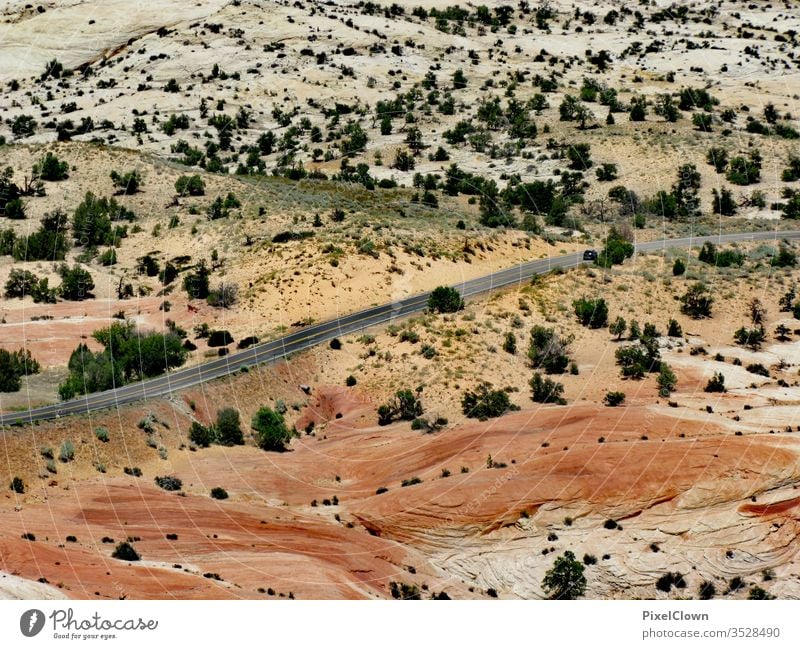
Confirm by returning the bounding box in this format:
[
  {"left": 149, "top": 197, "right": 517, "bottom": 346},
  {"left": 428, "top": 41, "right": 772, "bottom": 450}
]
[{"left": 1, "top": 0, "right": 800, "bottom": 601}]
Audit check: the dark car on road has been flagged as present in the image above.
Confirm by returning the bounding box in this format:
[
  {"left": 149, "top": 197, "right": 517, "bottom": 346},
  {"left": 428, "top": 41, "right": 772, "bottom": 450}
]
[{"left": 582, "top": 249, "right": 598, "bottom": 261}]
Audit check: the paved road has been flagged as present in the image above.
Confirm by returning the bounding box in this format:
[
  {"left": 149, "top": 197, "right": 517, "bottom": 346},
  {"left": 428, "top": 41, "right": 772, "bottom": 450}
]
[{"left": 2, "top": 229, "right": 798, "bottom": 426}]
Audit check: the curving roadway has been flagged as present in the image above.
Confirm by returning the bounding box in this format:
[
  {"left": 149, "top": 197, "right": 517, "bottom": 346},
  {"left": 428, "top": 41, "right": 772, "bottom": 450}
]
[{"left": 1, "top": 229, "right": 798, "bottom": 426}]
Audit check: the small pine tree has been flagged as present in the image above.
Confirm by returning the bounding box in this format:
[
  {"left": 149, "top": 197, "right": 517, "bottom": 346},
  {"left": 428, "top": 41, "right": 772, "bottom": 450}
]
[{"left": 541, "top": 551, "right": 586, "bottom": 600}]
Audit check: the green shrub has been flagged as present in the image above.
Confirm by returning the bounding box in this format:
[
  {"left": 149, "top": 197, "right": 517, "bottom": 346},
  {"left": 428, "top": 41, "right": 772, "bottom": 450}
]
[
  {"left": 109, "top": 169, "right": 142, "bottom": 194},
  {"left": 573, "top": 297, "right": 609, "bottom": 328},
  {"left": 680, "top": 283, "right": 713, "bottom": 318},
  {"left": 597, "top": 227, "right": 634, "bottom": 267},
  {"left": 207, "top": 330, "right": 234, "bottom": 347},
  {"left": 189, "top": 421, "right": 213, "bottom": 447},
  {"left": 12, "top": 210, "right": 69, "bottom": 261},
  {"left": 33, "top": 152, "right": 69, "bottom": 181},
  {"left": 726, "top": 152, "right": 761, "bottom": 185},
  {"left": 112, "top": 541, "right": 140, "bottom": 561},
  {"left": 215, "top": 408, "right": 244, "bottom": 446},
  {"left": 59, "top": 440, "right": 75, "bottom": 463},
  {"left": 704, "top": 372, "right": 726, "bottom": 393},
  {"left": 748, "top": 586, "right": 775, "bottom": 600},
  {"left": 427, "top": 286, "right": 464, "bottom": 313},
  {"left": 528, "top": 325, "right": 573, "bottom": 374},
  {"left": 210, "top": 487, "right": 229, "bottom": 500},
  {"left": 657, "top": 363, "right": 677, "bottom": 394},
  {"left": 595, "top": 162, "right": 617, "bottom": 181},
  {"left": 175, "top": 175, "right": 205, "bottom": 196},
  {"left": 667, "top": 319, "right": 682, "bottom": 337},
  {"left": 252, "top": 406, "right": 293, "bottom": 451},
  {"left": 9, "top": 477, "right": 24, "bottom": 494},
  {"left": 95, "top": 427, "right": 109, "bottom": 443},
  {"left": 541, "top": 551, "right": 586, "bottom": 600},
  {"left": 378, "top": 389, "right": 424, "bottom": 425},
  {"left": 530, "top": 373, "right": 566, "bottom": 404},
  {"left": 154, "top": 475, "right": 183, "bottom": 491},
  {"left": 656, "top": 572, "right": 686, "bottom": 592},
  {"left": 614, "top": 345, "right": 647, "bottom": 379},
  {"left": 461, "top": 382, "right": 519, "bottom": 419},
  {"left": 0, "top": 347, "right": 41, "bottom": 392},
  {"left": 734, "top": 326, "right": 766, "bottom": 351},
  {"left": 502, "top": 332, "right": 517, "bottom": 354},
  {"left": 603, "top": 391, "right": 625, "bottom": 407},
  {"left": 58, "top": 321, "right": 186, "bottom": 399}
]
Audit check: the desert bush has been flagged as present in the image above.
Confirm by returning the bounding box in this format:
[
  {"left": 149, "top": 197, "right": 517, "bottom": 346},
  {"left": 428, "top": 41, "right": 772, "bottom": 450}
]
[
  {"left": 615, "top": 341, "right": 660, "bottom": 379},
  {"left": 706, "top": 147, "right": 728, "bottom": 173},
  {"left": 59, "top": 321, "right": 186, "bottom": 399},
  {"left": 680, "top": 283, "right": 713, "bottom": 318},
  {"left": 72, "top": 192, "right": 134, "bottom": 247},
  {"left": 771, "top": 246, "right": 797, "bottom": 268},
  {"left": 12, "top": 210, "right": 69, "bottom": 261},
  {"left": 530, "top": 372, "right": 566, "bottom": 404},
  {"left": 427, "top": 286, "right": 464, "bottom": 313},
  {"left": 566, "top": 143, "right": 592, "bottom": 170},
  {"left": 528, "top": 325, "right": 573, "bottom": 374},
  {"left": 109, "top": 169, "right": 142, "bottom": 194},
  {"left": 541, "top": 551, "right": 586, "bottom": 600},
  {"left": 175, "top": 175, "right": 205, "bottom": 196},
  {"left": 112, "top": 541, "right": 140, "bottom": 561},
  {"left": 207, "top": 330, "right": 234, "bottom": 347},
  {"left": 656, "top": 572, "right": 687, "bottom": 592},
  {"left": 57, "top": 264, "right": 94, "bottom": 301},
  {"left": 59, "top": 440, "right": 75, "bottom": 463},
  {"left": 704, "top": 372, "right": 726, "bottom": 393},
  {"left": 734, "top": 326, "right": 766, "bottom": 351},
  {"left": 573, "top": 297, "right": 609, "bottom": 328},
  {"left": 183, "top": 260, "right": 211, "bottom": 299},
  {"left": 698, "top": 581, "right": 716, "bottom": 600},
  {"left": 210, "top": 487, "right": 229, "bottom": 500},
  {"left": 33, "top": 152, "right": 69, "bottom": 181},
  {"left": 378, "top": 389, "right": 424, "bottom": 425},
  {"left": 461, "top": 382, "right": 518, "bottom": 419},
  {"left": 252, "top": 406, "right": 293, "bottom": 451},
  {"left": 726, "top": 152, "right": 761, "bottom": 185},
  {"left": 11, "top": 114, "right": 37, "bottom": 138},
  {"left": 215, "top": 408, "right": 244, "bottom": 446},
  {"left": 0, "top": 347, "right": 41, "bottom": 392},
  {"left": 154, "top": 475, "right": 183, "bottom": 491},
  {"left": 692, "top": 112, "right": 713, "bottom": 131},
  {"left": 9, "top": 477, "right": 24, "bottom": 494},
  {"left": 206, "top": 281, "right": 239, "bottom": 308},
  {"left": 748, "top": 586, "right": 775, "bottom": 600},
  {"left": 189, "top": 421, "right": 212, "bottom": 447},
  {"left": 597, "top": 227, "right": 634, "bottom": 267},
  {"left": 603, "top": 391, "right": 625, "bottom": 407},
  {"left": 712, "top": 188, "right": 737, "bottom": 216},
  {"left": 657, "top": 363, "right": 678, "bottom": 394}
]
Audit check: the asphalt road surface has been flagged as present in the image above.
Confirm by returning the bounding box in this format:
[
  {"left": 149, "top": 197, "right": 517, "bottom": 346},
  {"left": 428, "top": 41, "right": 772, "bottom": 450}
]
[{"left": 2, "top": 229, "right": 798, "bottom": 426}]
